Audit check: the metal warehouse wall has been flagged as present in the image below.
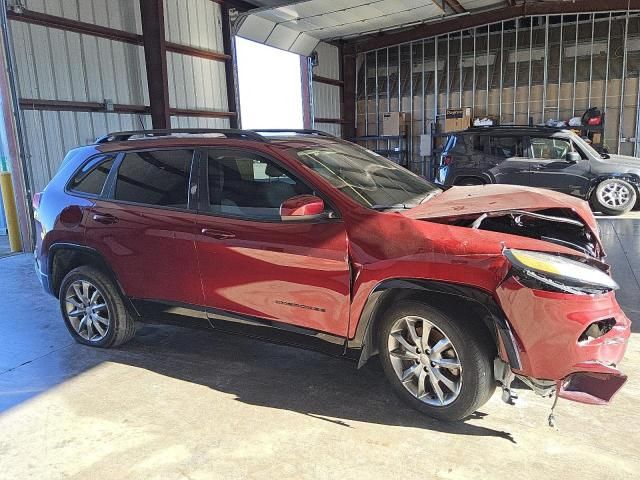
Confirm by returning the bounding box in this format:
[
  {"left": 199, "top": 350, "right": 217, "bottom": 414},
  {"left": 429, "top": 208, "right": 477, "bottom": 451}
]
[
  {"left": 164, "top": 0, "right": 229, "bottom": 130},
  {"left": 5, "top": 0, "right": 230, "bottom": 192},
  {"left": 312, "top": 41, "right": 343, "bottom": 137},
  {"left": 356, "top": 11, "right": 640, "bottom": 174},
  {"left": 9, "top": 0, "right": 150, "bottom": 191}
]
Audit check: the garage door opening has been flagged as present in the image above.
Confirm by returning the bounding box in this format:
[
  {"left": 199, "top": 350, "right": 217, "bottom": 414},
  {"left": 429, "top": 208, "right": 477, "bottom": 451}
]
[{"left": 235, "top": 37, "right": 304, "bottom": 130}]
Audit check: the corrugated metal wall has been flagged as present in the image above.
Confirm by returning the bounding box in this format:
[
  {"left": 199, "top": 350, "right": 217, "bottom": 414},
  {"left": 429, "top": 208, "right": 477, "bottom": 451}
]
[
  {"left": 356, "top": 11, "right": 640, "bottom": 175},
  {"left": 9, "top": 0, "right": 149, "bottom": 190},
  {"left": 312, "top": 41, "right": 342, "bottom": 137},
  {"left": 6, "top": 0, "right": 229, "bottom": 191},
  {"left": 165, "top": 0, "right": 229, "bottom": 127}
]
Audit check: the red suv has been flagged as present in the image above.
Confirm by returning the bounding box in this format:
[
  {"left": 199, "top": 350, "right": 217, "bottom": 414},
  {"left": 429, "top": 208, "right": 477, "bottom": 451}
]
[{"left": 33, "top": 129, "right": 630, "bottom": 421}]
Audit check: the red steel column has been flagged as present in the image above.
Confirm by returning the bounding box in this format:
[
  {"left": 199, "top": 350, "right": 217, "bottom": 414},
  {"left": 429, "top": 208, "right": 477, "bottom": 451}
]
[{"left": 140, "top": 0, "right": 171, "bottom": 129}]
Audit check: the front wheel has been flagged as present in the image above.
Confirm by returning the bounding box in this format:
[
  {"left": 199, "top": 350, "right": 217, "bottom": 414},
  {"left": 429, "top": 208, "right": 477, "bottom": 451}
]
[
  {"left": 591, "top": 179, "right": 637, "bottom": 216},
  {"left": 378, "top": 301, "right": 495, "bottom": 421}
]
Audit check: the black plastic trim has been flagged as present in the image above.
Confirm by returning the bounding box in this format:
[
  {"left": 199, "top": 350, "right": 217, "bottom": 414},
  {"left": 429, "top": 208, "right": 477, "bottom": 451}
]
[{"left": 350, "top": 278, "right": 522, "bottom": 370}]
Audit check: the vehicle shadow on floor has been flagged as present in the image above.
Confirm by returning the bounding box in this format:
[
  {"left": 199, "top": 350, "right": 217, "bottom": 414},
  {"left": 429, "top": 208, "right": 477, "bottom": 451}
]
[{"left": 108, "top": 323, "right": 516, "bottom": 443}]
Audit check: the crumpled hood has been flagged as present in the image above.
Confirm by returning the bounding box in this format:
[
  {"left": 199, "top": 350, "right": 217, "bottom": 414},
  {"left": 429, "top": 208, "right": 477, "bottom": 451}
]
[{"left": 401, "top": 184, "right": 598, "bottom": 232}]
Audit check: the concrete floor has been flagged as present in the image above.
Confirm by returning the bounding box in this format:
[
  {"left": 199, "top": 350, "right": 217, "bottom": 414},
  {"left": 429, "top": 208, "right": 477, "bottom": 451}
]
[{"left": 0, "top": 220, "right": 639, "bottom": 479}]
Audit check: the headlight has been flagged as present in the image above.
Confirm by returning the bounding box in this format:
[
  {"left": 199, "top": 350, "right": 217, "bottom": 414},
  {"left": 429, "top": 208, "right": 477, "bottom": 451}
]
[{"left": 504, "top": 249, "right": 618, "bottom": 295}]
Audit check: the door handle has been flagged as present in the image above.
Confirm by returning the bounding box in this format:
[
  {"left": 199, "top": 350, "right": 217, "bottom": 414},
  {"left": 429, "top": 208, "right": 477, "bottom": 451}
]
[
  {"left": 201, "top": 228, "right": 235, "bottom": 240},
  {"left": 531, "top": 164, "right": 545, "bottom": 171},
  {"left": 92, "top": 213, "right": 118, "bottom": 225}
]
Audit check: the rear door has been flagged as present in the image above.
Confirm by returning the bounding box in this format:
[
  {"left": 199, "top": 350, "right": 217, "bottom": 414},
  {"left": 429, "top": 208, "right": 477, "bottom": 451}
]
[
  {"left": 84, "top": 148, "right": 203, "bottom": 308},
  {"left": 527, "top": 136, "right": 591, "bottom": 195},
  {"left": 486, "top": 135, "right": 531, "bottom": 185},
  {"left": 193, "top": 147, "right": 351, "bottom": 337}
]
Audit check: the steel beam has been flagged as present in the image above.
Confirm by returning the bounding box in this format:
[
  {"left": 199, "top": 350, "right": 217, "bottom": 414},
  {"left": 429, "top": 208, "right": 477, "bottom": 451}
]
[
  {"left": 140, "top": 0, "right": 171, "bottom": 129},
  {"left": 349, "top": 0, "right": 640, "bottom": 53},
  {"left": 342, "top": 46, "right": 357, "bottom": 139},
  {"left": 221, "top": 4, "right": 239, "bottom": 128}
]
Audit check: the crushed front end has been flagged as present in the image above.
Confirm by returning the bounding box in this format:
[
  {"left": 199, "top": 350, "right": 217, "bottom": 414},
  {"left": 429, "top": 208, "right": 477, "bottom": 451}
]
[{"left": 494, "top": 249, "right": 630, "bottom": 411}]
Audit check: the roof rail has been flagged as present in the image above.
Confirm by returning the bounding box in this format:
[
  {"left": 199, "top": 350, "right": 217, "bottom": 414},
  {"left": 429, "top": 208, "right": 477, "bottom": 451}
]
[
  {"left": 250, "top": 129, "right": 337, "bottom": 138},
  {"left": 94, "top": 128, "right": 268, "bottom": 144}
]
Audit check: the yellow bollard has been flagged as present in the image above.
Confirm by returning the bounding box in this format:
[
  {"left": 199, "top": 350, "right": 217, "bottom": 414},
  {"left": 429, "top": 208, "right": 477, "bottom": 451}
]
[{"left": 0, "top": 171, "right": 22, "bottom": 252}]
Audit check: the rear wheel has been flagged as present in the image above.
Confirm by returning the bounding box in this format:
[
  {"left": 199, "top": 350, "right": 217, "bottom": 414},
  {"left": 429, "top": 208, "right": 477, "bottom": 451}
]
[
  {"left": 591, "top": 179, "right": 637, "bottom": 216},
  {"left": 378, "top": 301, "right": 495, "bottom": 421},
  {"left": 59, "top": 266, "right": 136, "bottom": 348},
  {"left": 454, "top": 177, "right": 485, "bottom": 186}
]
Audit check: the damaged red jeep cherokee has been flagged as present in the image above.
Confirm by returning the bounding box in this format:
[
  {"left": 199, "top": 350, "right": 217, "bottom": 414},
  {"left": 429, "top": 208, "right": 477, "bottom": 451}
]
[{"left": 33, "top": 129, "right": 630, "bottom": 422}]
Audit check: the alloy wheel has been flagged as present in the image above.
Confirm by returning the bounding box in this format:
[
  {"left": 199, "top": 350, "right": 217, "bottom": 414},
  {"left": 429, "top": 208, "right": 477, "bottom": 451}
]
[
  {"left": 598, "top": 181, "right": 632, "bottom": 209},
  {"left": 65, "top": 280, "right": 111, "bottom": 342},
  {"left": 387, "top": 315, "right": 462, "bottom": 406}
]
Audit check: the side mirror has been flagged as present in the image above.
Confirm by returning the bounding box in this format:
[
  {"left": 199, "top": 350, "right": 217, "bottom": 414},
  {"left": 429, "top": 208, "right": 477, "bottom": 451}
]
[
  {"left": 280, "top": 195, "right": 326, "bottom": 221},
  {"left": 566, "top": 151, "right": 581, "bottom": 163}
]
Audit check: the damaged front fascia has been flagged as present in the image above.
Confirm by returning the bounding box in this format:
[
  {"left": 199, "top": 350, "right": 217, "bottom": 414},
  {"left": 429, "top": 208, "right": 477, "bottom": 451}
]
[{"left": 432, "top": 209, "right": 602, "bottom": 258}]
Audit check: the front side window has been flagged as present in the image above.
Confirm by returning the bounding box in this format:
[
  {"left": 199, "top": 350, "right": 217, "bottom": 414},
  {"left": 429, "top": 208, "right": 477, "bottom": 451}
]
[
  {"left": 295, "top": 141, "right": 440, "bottom": 209},
  {"left": 488, "top": 136, "right": 525, "bottom": 158},
  {"left": 69, "top": 156, "right": 115, "bottom": 195},
  {"left": 206, "top": 150, "right": 313, "bottom": 220},
  {"left": 530, "top": 137, "right": 571, "bottom": 160},
  {"left": 113, "top": 150, "right": 193, "bottom": 208}
]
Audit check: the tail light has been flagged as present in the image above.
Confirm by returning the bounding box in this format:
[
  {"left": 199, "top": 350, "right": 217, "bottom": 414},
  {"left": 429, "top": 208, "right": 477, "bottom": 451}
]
[
  {"left": 32, "top": 192, "right": 42, "bottom": 210},
  {"left": 442, "top": 155, "right": 453, "bottom": 166}
]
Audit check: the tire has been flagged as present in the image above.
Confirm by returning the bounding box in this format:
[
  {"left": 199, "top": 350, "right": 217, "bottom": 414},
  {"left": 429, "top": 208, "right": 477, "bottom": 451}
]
[
  {"left": 378, "top": 300, "right": 495, "bottom": 421},
  {"left": 454, "top": 177, "right": 485, "bottom": 186},
  {"left": 590, "top": 179, "right": 637, "bottom": 216},
  {"left": 59, "top": 266, "right": 136, "bottom": 348}
]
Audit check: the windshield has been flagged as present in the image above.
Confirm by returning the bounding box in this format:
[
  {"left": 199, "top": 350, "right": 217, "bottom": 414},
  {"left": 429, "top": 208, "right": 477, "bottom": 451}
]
[
  {"left": 294, "top": 142, "right": 441, "bottom": 209},
  {"left": 571, "top": 132, "right": 609, "bottom": 159}
]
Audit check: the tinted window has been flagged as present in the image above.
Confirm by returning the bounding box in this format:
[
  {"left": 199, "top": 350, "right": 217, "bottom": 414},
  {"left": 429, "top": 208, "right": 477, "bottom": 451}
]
[
  {"left": 114, "top": 150, "right": 193, "bottom": 208},
  {"left": 206, "top": 150, "right": 312, "bottom": 219},
  {"left": 530, "top": 137, "right": 571, "bottom": 160},
  {"left": 489, "top": 136, "right": 525, "bottom": 158},
  {"left": 69, "top": 156, "right": 115, "bottom": 195}
]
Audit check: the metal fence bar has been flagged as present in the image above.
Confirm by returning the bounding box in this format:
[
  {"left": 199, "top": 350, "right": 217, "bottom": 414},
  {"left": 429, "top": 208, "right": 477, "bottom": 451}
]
[
  {"left": 542, "top": 16, "right": 549, "bottom": 124},
  {"left": 446, "top": 33, "right": 450, "bottom": 110},
  {"left": 588, "top": 13, "right": 595, "bottom": 107},
  {"left": 364, "top": 53, "right": 368, "bottom": 136},
  {"left": 459, "top": 32, "right": 463, "bottom": 108},
  {"left": 618, "top": 10, "right": 630, "bottom": 154},
  {"left": 514, "top": 20, "right": 519, "bottom": 123},
  {"left": 557, "top": 15, "right": 563, "bottom": 118},
  {"left": 603, "top": 13, "right": 612, "bottom": 145},
  {"left": 572, "top": 14, "right": 579, "bottom": 116},
  {"left": 527, "top": 19, "right": 533, "bottom": 123},
  {"left": 499, "top": 21, "right": 504, "bottom": 123},
  {"left": 472, "top": 28, "right": 476, "bottom": 113},
  {"left": 486, "top": 24, "right": 490, "bottom": 115}
]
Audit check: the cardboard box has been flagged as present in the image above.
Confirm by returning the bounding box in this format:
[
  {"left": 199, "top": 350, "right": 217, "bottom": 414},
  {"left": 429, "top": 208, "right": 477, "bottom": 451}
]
[
  {"left": 382, "top": 112, "right": 408, "bottom": 136},
  {"left": 445, "top": 108, "right": 472, "bottom": 132}
]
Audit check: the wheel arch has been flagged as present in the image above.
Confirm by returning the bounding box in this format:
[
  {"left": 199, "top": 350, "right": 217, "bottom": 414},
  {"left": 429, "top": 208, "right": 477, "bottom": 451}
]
[
  {"left": 349, "top": 279, "right": 521, "bottom": 370},
  {"left": 49, "top": 243, "right": 129, "bottom": 303},
  {"left": 587, "top": 173, "right": 640, "bottom": 200},
  {"left": 452, "top": 175, "right": 488, "bottom": 186}
]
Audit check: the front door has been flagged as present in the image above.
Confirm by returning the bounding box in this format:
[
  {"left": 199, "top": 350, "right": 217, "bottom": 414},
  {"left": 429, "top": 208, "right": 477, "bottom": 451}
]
[
  {"left": 194, "top": 148, "right": 351, "bottom": 337},
  {"left": 486, "top": 135, "right": 531, "bottom": 186},
  {"left": 528, "top": 136, "right": 591, "bottom": 196},
  {"left": 84, "top": 148, "right": 203, "bottom": 308}
]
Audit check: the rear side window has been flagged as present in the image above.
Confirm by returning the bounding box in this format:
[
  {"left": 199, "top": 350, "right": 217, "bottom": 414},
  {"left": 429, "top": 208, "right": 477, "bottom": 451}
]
[
  {"left": 488, "top": 136, "right": 525, "bottom": 158},
  {"left": 68, "top": 156, "right": 115, "bottom": 195},
  {"left": 113, "top": 150, "right": 193, "bottom": 208}
]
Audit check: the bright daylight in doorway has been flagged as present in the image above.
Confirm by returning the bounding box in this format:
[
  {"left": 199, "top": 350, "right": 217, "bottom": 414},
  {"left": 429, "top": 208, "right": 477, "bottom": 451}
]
[{"left": 235, "top": 37, "right": 304, "bottom": 130}]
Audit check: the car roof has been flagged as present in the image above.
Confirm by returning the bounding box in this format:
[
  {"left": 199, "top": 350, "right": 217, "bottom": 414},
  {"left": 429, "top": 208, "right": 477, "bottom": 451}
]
[{"left": 458, "top": 125, "right": 571, "bottom": 135}]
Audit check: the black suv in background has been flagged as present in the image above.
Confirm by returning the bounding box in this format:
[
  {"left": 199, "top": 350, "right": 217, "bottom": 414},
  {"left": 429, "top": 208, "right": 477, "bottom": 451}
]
[{"left": 436, "top": 126, "right": 640, "bottom": 215}]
